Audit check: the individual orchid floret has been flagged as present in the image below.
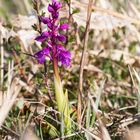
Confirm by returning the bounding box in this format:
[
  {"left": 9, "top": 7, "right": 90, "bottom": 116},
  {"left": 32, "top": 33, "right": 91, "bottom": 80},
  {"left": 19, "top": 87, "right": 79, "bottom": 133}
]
[
  {"left": 59, "top": 23, "right": 69, "bottom": 30},
  {"left": 39, "top": 16, "right": 50, "bottom": 24},
  {"left": 56, "top": 45, "right": 71, "bottom": 67},
  {"left": 57, "top": 34, "right": 66, "bottom": 43},
  {"left": 35, "top": 47, "right": 51, "bottom": 64},
  {"left": 35, "top": 31, "right": 50, "bottom": 42}
]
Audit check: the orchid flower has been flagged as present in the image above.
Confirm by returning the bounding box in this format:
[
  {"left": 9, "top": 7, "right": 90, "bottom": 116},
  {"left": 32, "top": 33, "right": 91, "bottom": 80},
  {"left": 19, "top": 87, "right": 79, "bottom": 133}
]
[{"left": 34, "top": 0, "right": 71, "bottom": 135}]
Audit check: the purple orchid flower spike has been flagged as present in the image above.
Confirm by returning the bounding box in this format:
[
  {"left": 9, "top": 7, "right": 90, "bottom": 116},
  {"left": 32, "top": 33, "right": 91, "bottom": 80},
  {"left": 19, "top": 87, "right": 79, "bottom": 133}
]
[
  {"left": 33, "top": 0, "right": 72, "bottom": 134},
  {"left": 34, "top": 0, "right": 71, "bottom": 67}
]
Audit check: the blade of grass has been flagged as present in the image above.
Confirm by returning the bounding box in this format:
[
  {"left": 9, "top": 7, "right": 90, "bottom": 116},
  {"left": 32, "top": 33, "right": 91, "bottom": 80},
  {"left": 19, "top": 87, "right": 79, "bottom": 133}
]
[
  {"left": 133, "top": 68, "right": 140, "bottom": 113},
  {"left": 85, "top": 98, "right": 92, "bottom": 140},
  {"left": 90, "top": 79, "right": 106, "bottom": 127},
  {"left": 88, "top": 91, "right": 111, "bottom": 140},
  {"left": 85, "top": 80, "right": 105, "bottom": 140}
]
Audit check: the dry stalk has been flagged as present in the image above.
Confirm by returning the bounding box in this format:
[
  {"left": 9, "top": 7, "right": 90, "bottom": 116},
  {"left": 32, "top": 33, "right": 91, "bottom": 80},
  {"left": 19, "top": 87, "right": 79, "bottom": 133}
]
[
  {"left": 0, "top": 30, "right": 4, "bottom": 87},
  {"left": 78, "top": 0, "right": 94, "bottom": 128},
  {"left": 0, "top": 61, "right": 22, "bottom": 127}
]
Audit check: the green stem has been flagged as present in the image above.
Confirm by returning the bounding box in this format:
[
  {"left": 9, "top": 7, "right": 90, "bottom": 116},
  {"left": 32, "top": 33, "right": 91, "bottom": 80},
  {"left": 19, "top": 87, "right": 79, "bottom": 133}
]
[
  {"left": 53, "top": 58, "right": 71, "bottom": 134},
  {"left": 53, "top": 58, "right": 64, "bottom": 112},
  {"left": 53, "top": 58, "right": 60, "bottom": 82}
]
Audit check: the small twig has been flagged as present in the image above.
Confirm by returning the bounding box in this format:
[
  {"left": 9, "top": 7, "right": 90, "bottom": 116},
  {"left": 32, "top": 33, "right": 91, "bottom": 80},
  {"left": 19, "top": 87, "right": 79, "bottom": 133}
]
[
  {"left": 66, "top": 0, "right": 72, "bottom": 23},
  {"left": 0, "top": 31, "right": 4, "bottom": 89},
  {"left": 33, "top": 0, "right": 42, "bottom": 33},
  {"left": 66, "top": 0, "right": 72, "bottom": 45},
  {"left": 1, "top": 125, "right": 20, "bottom": 138},
  {"left": 78, "top": 0, "right": 93, "bottom": 128}
]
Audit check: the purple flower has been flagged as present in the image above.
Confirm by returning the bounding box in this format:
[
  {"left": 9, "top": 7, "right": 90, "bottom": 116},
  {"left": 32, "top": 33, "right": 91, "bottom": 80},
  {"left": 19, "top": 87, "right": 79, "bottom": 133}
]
[
  {"left": 57, "top": 34, "right": 66, "bottom": 43},
  {"left": 56, "top": 45, "right": 71, "bottom": 67},
  {"left": 48, "top": 0, "right": 61, "bottom": 19},
  {"left": 35, "top": 47, "right": 51, "bottom": 64},
  {"left": 48, "top": 0, "right": 62, "bottom": 13},
  {"left": 35, "top": 31, "right": 50, "bottom": 42},
  {"left": 59, "top": 23, "right": 69, "bottom": 30},
  {"left": 52, "top": 12, "right": 59, "bottom": 19},
  {"left": 39, "top": 16, "right": 50, "bottom": 24},
  {"left": 34, "top": 0, "right": 71, "bottom": 67}
]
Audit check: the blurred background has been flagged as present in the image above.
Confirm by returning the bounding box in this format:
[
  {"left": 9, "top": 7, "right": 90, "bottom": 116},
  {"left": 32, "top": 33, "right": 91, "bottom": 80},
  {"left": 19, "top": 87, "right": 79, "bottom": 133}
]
[{"left": 1, "top": 0, "right": 140, "bottom": 140}]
